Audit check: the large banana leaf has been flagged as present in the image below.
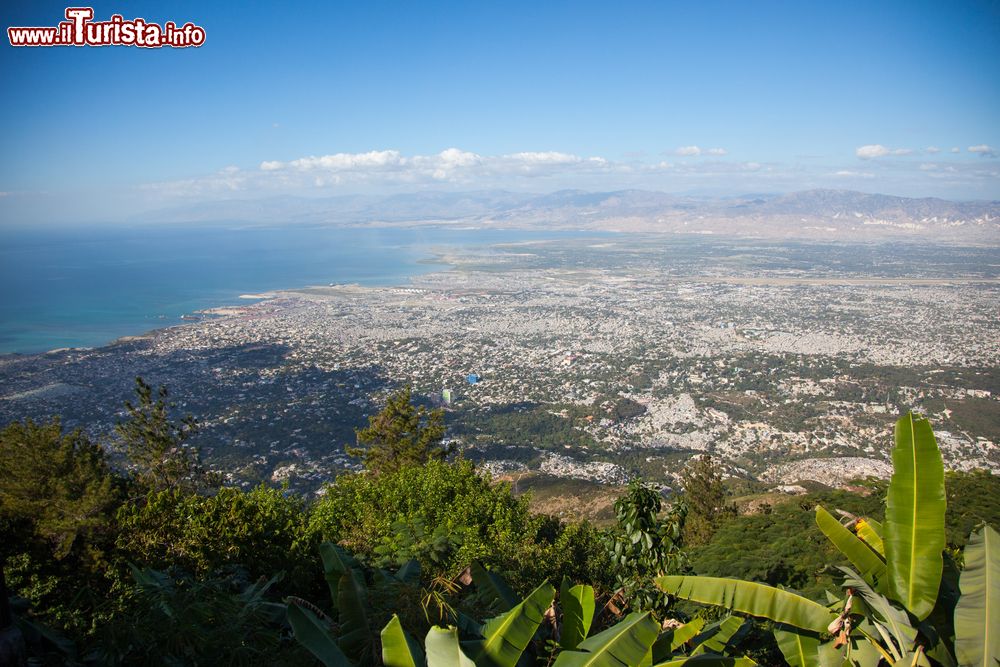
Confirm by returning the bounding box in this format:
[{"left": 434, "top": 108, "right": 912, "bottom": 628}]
[
  {"left": 837, "top": 566, "right": 916, "bottom": 658},
  {"left": 337, "top": 569, "right": 374, "bottom": 661},
  {"left": 652, "top": 655, "right": 757, "bottom": 666},
  {"left": 553, "top": 611, "right": 660, "bottom": 667},
  {"left": 396, "top": 559, "right": 422, "bottom": 585},
  {"left": 426, "top": 626, "right": 476, "bottom": 667},
  {"left": 560, "top": 577, "right": 596, "bottom": 650},
  {"left": 691, "top": 616, "right": 747, "bottom": 656},
  {"left": 954, "top": 524, "right": 1000, "bottom": 667},
  {"left": 647, "top": 618, "right": 706, "bottom": 665},
  {"left": 472, "top": 561, "right": 518, "bottom": 611},
  {"left": 382, "top": 614, "right": 425, "bottom": 667},
  {"left": 467, "top": 580, "right": 555, "bottom": 667},
  {"left": 287, "top": 602, "right": 354, "bottom": 667},
  {"left": 656, "top": 576, "right": 835, "bottom": 634},
  {"left": 815, "top": 506, "right": 886, "bottom": 589},
  {"left": 320, "top": 541, "right": 362, "bottom": 613},
  {"left": 773, "top": 627, "right": 821, "bottom": 667},
  {"left": 884, "top": 414, "right": 945, "bottom": 620},
  {"left": 666, "top": 618, "right": 706, "bottom": 652},
  {"left": 855, "top": 518, "right": 885, "bottom": 557}
]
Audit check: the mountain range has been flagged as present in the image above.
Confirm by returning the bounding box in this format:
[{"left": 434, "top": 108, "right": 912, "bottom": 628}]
[{"left": 142, "top": 189, "right": 1000, "bottom": 242}]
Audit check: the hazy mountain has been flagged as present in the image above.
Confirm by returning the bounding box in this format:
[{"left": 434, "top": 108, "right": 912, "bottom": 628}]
[{"left": 140, "top": 189, "right": 1000, "bottom": 242}]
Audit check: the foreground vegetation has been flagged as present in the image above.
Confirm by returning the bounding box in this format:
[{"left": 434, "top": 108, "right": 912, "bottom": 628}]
[{"left": 1, "top": 381, "right": 997, "bottom": 665}]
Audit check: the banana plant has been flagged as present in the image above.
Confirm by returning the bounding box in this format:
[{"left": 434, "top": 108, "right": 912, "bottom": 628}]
[
  {"left": 655, "top": 414, "right": 1000, "bottom": 666},
  {"left": 288, "top": 542, "right": 422, "bottom": 667},
  {"left": 382, "top": 578, "right": 555, "bottom": 667},
  {"left": 384, "top": 569, "right": 755, "bottom": 667},
  {"left": 555, "top": 574, "right": 757, "bottom": 666}
]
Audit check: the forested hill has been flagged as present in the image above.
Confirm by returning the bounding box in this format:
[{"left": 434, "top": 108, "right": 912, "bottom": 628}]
[{"left": 2, "top": 383, "right": 999, "bottom": 665}]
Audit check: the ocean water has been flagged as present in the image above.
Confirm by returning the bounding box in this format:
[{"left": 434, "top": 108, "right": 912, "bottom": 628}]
[{"left": 0, "top": 224, "right": 580, "bottom": 355}]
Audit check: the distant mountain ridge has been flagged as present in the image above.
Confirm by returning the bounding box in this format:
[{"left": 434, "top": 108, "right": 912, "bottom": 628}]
[{"left": 141, "top": 189, "right": 1000, "bottom": 242}]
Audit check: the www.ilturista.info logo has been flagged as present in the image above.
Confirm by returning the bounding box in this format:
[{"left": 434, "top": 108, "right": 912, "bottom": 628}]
[{"left": 8, "top": 7, "right": 205, "bottom": 48}]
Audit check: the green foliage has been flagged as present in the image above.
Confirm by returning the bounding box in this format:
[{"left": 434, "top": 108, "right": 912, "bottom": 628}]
[
  {"left": 552, "top": 611, "right": 659, "bottom": 667},
  {"left": 287, "top": 602, "right": 354, "bottom": 667},
  {"left": 609, "top": 481, "right": 687, "bottom": 614},
  {"left": 944, "top": 469, "right": 1000, "bottom": 550},
  {"left": 451, "top": 402, "right": 598, "bottom": 452},
  {"left": 310, "top": 460, "right": 602, "bottom": 590},
  {"left": 813, "top": 505, "right": 886, "bottom": 590},
  {"left": 0, "top": 418, "right": 120, "bottom": 638},
  {"left": 611, "top": 398, "right": 647, "bottom": 421},
  {"left": 382, "top": 614, "right": 425, "bottom": 667},
  {"left": 680, "top": 456, "right": 736, "bottom": 547},
  {"left": 559, "top": 577, "right": 595, "bottom": 650},
  {"left": 690, "top": 490, "right": 883, "bottom": 600},
  {"left": 465, "top": 580, "right": 554, "bottom": 667},
  {"left": 665, "top": 414, "right": 1000, "bottom": 667},
  {"left": 114, "top": 377, "right": 207, "bottom": 493},
  {"left": 350, "top": 387, "right": 450, "bottom": 475},
  {"left": 954, "top": 524, "right": 1000, "bottom": 667},
  {"left": 97, "top": 566, "right": 296, "bottom": 666},
  {"left": 884, "top": 413, "right": 946, "bottom": 621},
  {"left": 0, "top": 418, "right": 118, "bottom": 560},
  {"left": 657, "top": 575, "right": 836, "bottom": 634},
  {"left": 114, "top": 484, "right": 316, "bottom": 593}
]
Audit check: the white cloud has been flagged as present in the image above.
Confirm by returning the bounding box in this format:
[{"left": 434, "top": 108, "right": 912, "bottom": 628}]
[
  {"left": 856, "top": 144, "right": 912, "bottom": 159},
  {"left": 856, "top": 145, "right": 889, "bottom": 159},
  {"left": 925, "top": 146, "right": 940, "bottom": 154},
  {"left": 283, "top": 149, "right": 406, "bottom": 171},
  {"left": 968, "top": 144, "right": 996, "bottom": 157},
  {"left": 135, "top": 145, "right": 1000, "bottom": 204},
  {"left": 674, "top": 145, "right": 727, "bottom": 157},
  {"left": 503, "top": 151, "right": 581, "bottom": 164},
  {"left": 951, "top": 147, "right": 961, "bottom": 153}
]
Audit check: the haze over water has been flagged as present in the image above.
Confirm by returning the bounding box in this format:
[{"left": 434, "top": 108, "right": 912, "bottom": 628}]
[{"left": 0, "top": 224, "right": 581, "bottom": 355}]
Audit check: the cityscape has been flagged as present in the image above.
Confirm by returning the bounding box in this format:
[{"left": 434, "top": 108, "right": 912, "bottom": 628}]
[{"left": 2, "top": 236, "right": 996, "bottom": 501}]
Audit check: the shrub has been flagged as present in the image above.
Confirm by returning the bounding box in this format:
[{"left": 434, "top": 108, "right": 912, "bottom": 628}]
[{"left": 115, "top": 485, "right": 316, "bottom": 595}]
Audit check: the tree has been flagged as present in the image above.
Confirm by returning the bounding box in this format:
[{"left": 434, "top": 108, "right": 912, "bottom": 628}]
[
  {"left": 114, "top": 377, "right": 206, "bottom": 493},
  {"left": 679, "top": 455, "right": 734, "bottom": 547},
  {"left": 0, "top": 419, "right": 120, "bottom": 637},
  {"left": 114, "top": 485, "right": 315, "bottom": 594},
  {"left": 310, "top": 460, "right": 544, "bottom": 583},
  {"left": 609, "top": 480, "right": 687, "bottom": 614},
  {"left": 349, "top": 387, "right": 449, "bottom": 475},
  {"left": 0, "top": 418, "right": 118, "bottom": 559}
]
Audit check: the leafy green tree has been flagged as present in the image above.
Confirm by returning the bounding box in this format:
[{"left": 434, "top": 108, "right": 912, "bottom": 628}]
[
  {"left": 0, "top": 419, "right": 120, "bottom": 637},
  {"left": 679, "top": 455, "right": 735, "bottom": 546},
  {"left": 310, "top": 460, "right": 599, "bottom": 591},
  {"left": 609, "top": 481, "right": 687, "bottom": 614},
  {"left": 0, "top": 418, "right": 118, "bottom": 559},
  {"left": 114, "top": 377, "right": 206, "bottom": 493},
  {"left": 349, "top": 387, "right": 449, "bottom": 475},
  {"left": 114, "top": 485, "right": 317, "bottom": 596}
]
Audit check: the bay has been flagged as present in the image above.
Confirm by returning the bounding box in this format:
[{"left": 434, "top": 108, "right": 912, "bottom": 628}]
[{"left": 0, "top": 224, "right": 581, "bottom": 354}]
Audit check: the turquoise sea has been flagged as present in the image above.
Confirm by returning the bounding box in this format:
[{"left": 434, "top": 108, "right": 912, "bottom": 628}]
[{"left": 0, "top": 224, "right": 584, "bottom": 355}]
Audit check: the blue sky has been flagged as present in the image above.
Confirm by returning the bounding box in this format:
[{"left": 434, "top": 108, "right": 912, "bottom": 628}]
[{"left": 1, "top": 0, "right": 999, "bottom": 222}]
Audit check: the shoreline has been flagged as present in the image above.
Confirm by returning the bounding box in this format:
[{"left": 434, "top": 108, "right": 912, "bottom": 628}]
[{"left": 4, "top": 231, "right": 998, "bottom": 359}]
